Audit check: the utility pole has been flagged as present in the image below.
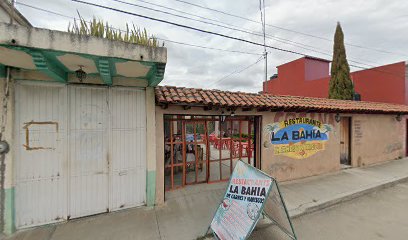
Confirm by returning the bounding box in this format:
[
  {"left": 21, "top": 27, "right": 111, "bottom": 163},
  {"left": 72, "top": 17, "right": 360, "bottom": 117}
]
[
  {"left": 260, "top": 0, "right": 267, "bottom": 87},
  {"left": 10, "top": 0, "right": 16, "bottom": 25}
]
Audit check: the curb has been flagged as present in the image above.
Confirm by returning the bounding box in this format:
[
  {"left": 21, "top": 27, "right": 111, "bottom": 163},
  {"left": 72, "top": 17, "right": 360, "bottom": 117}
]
[{"left": 288, "top": 175, "right": 408, "bottom": 219}]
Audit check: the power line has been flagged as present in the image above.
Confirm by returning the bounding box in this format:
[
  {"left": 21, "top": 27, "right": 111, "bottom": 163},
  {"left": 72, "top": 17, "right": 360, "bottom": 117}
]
[
  {"left": 208, "top": 56, "right": 264, "bottom": 87},
  {"left": 110, "top": 0, "right": 327, "bottom": 54},
  {"left": 15, "top": 2, "right": 261, "bottom": 56},
  {"left": 16, "top": 2, "right": 76, "bottom": 19},
  {"left": 18, "top": 0, "right": 380, "bottom": 66},
  {"left": 71, "top": 0, "right": 406, "bottom": 80},
  {"left": 71, "top": 0, "right": 315, "bottom": 56},
  {"left": 18, "top": 1, "right": 405, "bottom": 80},
  {"left": 129, "top": 0, "right": 332, "bottom": 54},
  {"left": 171, "top": 0, "right": 408, "bottom": 57},
  {"left": 259, "top": 0, "right": 267, "bottom": 83},
  {"left": 107, "top": 0, "right": 381, "bottom": 67},
  {"left": 156, "top": 37, "right": 262, "bottom": 56}
]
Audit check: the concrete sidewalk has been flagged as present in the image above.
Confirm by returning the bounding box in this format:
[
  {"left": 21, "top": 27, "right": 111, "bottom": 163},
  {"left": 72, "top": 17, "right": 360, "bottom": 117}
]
[{"left": 6, "top": 158, "right": 408, "bottom": 240}]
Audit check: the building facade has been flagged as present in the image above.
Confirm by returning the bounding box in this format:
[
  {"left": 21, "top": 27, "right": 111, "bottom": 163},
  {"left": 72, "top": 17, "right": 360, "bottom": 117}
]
[
  {"left": 0, "top": 23, "right": 166, "bottom": 234},
  {"left": 154, "top": 86, "right": 408, "bottom": 205},
  {"left": 263, "top": 57, "right": 408, "bottom": 105},
  {"left": 1, "top": 14, "right": 408, "bottom": 237},
  {"left": 0, "top": 1, "right": 32, "bottom": 27}
]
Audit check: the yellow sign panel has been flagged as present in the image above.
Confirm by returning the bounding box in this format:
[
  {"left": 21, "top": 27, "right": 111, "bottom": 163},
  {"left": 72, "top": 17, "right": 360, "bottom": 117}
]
[{"left": 273, "top": 141, "right": 325, "bottom": 159}]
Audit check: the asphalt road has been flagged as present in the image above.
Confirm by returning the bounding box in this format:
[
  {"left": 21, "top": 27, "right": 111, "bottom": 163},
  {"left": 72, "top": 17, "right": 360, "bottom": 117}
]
[{"left": 252, "top": 181, "right": 408, "bottom": 240}]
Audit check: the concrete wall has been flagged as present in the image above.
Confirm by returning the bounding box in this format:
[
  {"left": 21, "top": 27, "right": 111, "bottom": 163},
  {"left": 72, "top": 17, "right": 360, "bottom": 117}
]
[
  {"left": 0, "top": 6, "right": 10, "bottom": 24},
  {"left": 0, "top": 69, "right": 15, "bottom": 235},
  {"left": 155, "top": 106, "right": 407, "bottom": 204},
  {"left": 352, "top": 62, "right": 406, "bottom": 104},
  {"left": 0, "top": 2, "right": 31, "bottom": 27},
  {"left": 145, "top": 87, "right": 157, "bottom": 207},
  {"left": 263, "top": 57, "right": 407, "bottom": 105},
  {"left": 0, "top": 23, "right": 167, "bottom": 64},
  {"left": 350, "top": 114, "right": 405, "bottom": 167},
  {"left": 262, "top": 112, "right": 340, "bottom": 181},
  {"left": 305, "top": 58, "right": 330, "bottom": 81}
]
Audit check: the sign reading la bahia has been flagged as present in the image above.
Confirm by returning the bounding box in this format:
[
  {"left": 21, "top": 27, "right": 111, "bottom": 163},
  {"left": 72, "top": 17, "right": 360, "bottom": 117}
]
[{"left": 264, "top": 117, "right": 333, "bottom": 159}]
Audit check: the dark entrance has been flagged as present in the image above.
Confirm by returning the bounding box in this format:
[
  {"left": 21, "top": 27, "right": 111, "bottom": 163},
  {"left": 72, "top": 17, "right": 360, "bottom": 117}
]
[{"left": 164, "top": 115, "right": 259, "bottom": 191}]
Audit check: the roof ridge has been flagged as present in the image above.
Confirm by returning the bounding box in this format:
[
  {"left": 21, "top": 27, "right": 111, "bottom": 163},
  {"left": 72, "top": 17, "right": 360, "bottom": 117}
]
[{"left": 155, "top": 86, "right": 408, "bottom": 113}]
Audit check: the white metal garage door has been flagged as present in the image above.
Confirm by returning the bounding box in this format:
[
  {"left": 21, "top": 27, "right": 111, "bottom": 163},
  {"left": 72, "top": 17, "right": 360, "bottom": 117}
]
[
  {"left": 15, "top": 82, "right": 68, "bottom": 228},
  {"left": 69, "top": 86, "right": 109, "bottom": 218},
  {"left": 110, "top": 88, "right": 146, "bottom": 211},
  {"left": 15, "top": 83, "right": 146, "bottom": 228}
]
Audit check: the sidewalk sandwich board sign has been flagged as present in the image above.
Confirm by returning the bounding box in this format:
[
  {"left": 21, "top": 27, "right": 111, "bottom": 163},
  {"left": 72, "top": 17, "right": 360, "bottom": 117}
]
[{"left": 208, "top": 160, "right": 297, "bottom": 240}]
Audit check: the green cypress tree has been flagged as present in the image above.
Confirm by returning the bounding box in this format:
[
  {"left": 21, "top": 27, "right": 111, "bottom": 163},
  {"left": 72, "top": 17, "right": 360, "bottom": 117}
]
[{"left": 329, "top": 22, "right": 354, "bottom": 100}]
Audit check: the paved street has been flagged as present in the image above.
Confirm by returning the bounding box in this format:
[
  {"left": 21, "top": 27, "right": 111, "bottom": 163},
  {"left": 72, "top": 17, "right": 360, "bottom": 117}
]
[
  {"left": 5, "top": 158, "right": 408, "bottom": 240},
  {"left": 252, "top": 181, "right": 408, "bottom": 240}
]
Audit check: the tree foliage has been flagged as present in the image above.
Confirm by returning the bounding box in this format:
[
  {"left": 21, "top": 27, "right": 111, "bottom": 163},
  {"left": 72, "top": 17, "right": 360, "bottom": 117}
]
[{"left": 328, "top": 22, "right": 354, "bottom": 100}]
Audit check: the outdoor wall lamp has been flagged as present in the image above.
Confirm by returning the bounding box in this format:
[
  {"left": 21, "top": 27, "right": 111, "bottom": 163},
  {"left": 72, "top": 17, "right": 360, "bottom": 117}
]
[
  {"left": 220, "top": 115, "right": 227, "bottom": 122},
  {"left": 75, "top": 65, "right": 87, "bottom": 82},
  {"left": 396, "top": 113, "right": 402, "bottom": 122},
  {"left": 335, "top": 113, "right": 341, "bottom": 123}
]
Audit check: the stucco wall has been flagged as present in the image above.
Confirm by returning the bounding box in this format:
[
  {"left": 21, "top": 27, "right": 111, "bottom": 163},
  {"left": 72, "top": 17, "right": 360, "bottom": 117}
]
[
  {"left": 0, "top": 72, "right": 15, "bottom": 234},
  {"left": 261, "top": 112, "right": 340, "bottom": 182},
  {"left": 155, "top": 106, "right": 407, "bottom": 204},
  {"left": 350, "top": 114, "right": 405, "bottom": 167},
  {"left": 0, "top": 23, "right": 167, "bottom": 64},
  {"left": 154, "top": 107, "right": 341, "bottom": 203},
  {"left": 263, "top": 58, "right": 407, "bottom": 105},
  {"left": 0, "top": 7, "right": 9, "bottom": 24}
]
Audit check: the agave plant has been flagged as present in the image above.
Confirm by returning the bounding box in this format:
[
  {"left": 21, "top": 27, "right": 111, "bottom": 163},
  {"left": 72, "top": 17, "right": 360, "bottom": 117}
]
[{"left": 68, "top": 12, "right": 162, "bottom": 47}]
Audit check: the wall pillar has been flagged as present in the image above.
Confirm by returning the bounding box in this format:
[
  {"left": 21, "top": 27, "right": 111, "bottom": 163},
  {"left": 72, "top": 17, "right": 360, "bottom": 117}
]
[
  {"left": 145, "top": 87, "right": 156, "bottom": 207},
  {"left": 0, "top": 72, "right": 15, "bottom": 235}
]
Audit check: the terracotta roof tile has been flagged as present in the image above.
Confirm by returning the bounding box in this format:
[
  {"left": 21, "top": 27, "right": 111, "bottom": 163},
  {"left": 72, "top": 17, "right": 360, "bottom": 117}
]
[{"left": 155, "top": 86, "right": 408, "bottom": 114}]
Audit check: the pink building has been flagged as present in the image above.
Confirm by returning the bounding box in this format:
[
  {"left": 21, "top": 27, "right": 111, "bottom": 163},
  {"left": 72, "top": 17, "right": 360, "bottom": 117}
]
[{"left": 263, "top": 56, "right": 408, "bottom": 105}]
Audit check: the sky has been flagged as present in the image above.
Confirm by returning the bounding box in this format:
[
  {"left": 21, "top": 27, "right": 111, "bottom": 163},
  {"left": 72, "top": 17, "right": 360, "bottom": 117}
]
[{"left": 13, "top": 0, "right": 408, "bottom": 93}]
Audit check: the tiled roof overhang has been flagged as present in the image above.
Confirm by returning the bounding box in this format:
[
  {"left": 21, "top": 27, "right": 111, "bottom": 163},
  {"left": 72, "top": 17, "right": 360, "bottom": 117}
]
[{"left": 155, "top": 86, "right": 408, "bottom": 114}]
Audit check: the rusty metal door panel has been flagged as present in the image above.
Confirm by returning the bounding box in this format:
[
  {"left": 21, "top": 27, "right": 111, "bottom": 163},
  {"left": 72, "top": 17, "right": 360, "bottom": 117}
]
[
  {"left": 15, "top": 82, "right": 68, "bottom": 228},
  {"left": 109, "top": 88, "right": 146, "bottom": 210},
  {"left": 69, "top": 86, "right": 109, "bottom": 218},
  {"left": 340, "top": 117, "right": 351, "bottom": 165}
]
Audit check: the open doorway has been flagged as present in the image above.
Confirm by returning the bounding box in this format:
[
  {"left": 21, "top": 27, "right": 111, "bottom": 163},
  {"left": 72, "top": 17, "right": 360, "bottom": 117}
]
[
  {"left": 340, "top": 117, "right": 352, "bottom": 167},
  {"left": 164, "top": 115, "right": 259, "bottom": 191}
]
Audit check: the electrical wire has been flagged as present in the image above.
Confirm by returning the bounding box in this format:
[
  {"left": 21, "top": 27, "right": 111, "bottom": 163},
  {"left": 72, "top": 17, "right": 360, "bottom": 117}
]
[
  {"left": 71, "top": 0, "right": 406, "bottom": 79},
  {"left": 107, "top": 0, "right": 381, "bottom": 67},
  {"left": 259, "top": 0, "right": 267, "bottom": 83},
  {"left": 156, "top": 37, "right": 262, "bottom": 56},
  {"left": 70, "top": 0, "right": 313, "bottom": 56},
  {"left": 17, "top": 1, "right": 405, "bottom": 80},
  {"left": 18, "top": 0, "right": 380, "bottom": 66},
  {"left": 15, "top": 2, "right": 262, "bottom": 56},
  {"left": 170, "top": 0, "right": 408, "bottom": 57},
  {"left": 208, "top": 56, "right": 264, "bottom": 88}
]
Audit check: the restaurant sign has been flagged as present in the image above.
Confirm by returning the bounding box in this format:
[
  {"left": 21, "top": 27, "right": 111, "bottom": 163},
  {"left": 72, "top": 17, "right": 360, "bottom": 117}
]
[
  {"left": 264, "top": 117, "right": 333, "bottom": 159},
  {"left": 208, "top": 161, "right": 297, "bottom": 240},
  {"left": 209, "top": 161, "right": 272, "bottom": 240}
]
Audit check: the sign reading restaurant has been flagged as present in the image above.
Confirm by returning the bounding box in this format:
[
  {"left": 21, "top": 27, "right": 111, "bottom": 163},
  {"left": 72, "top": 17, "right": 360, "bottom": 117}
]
[
  {"left": 210, "top": 161, "right": 273, "bottom": 240},
  {"left": 264, "top": 117, "right": 333, "bottom": 159},
  {"left": 208, "top": 161, "right": 297, "bottom": 240}
]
